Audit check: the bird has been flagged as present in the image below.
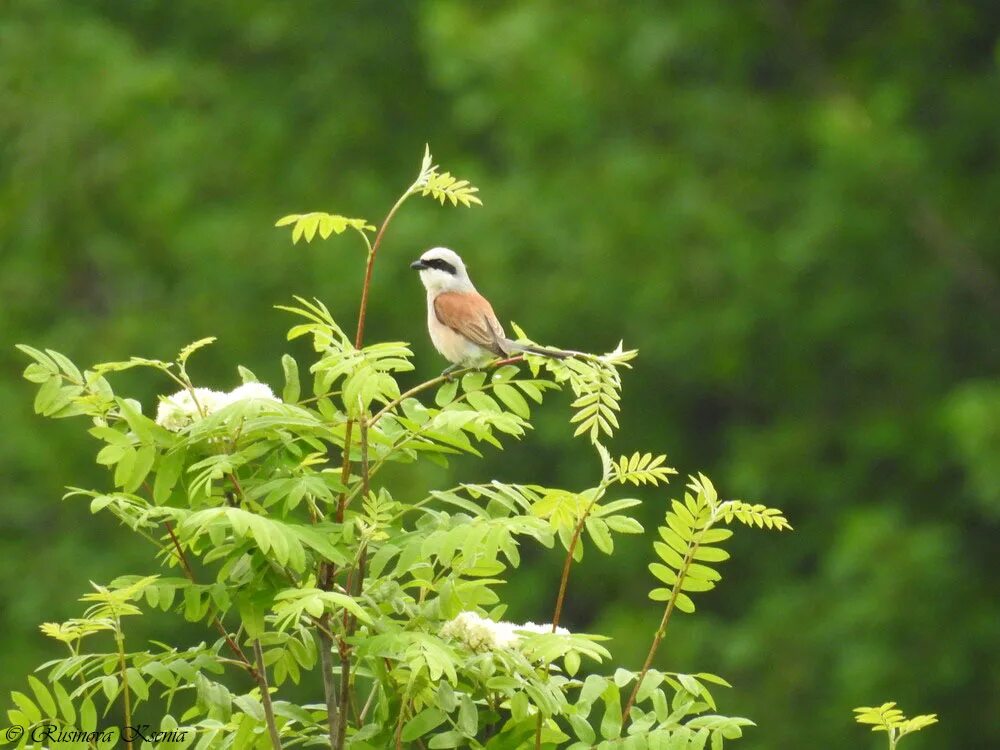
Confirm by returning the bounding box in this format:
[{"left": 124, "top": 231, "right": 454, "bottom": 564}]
[{"left": 410, "top": 247, "right": 571, "bottom": 372}]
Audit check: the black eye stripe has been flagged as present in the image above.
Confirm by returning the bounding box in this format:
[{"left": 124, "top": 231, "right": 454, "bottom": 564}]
[{"left": 423, "top": 258, "right": 457, "bottom": 274}]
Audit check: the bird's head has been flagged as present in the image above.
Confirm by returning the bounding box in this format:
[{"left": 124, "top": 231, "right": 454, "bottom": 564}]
[{"left": 410, "top": 247, "right": 475, "bottom": 294}]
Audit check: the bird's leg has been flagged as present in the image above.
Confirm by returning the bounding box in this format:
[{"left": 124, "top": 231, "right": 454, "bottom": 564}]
[{"left": 440, "top": 363, "right": 461, "bottom": 380}]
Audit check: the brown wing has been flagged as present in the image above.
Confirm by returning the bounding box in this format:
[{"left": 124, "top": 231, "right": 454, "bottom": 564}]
[{"left": 434, "top": 291, "right": 506, "bottom": 355}]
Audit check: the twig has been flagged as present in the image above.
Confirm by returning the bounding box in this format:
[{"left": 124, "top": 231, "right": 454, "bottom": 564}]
[
  {"left": 622, "top": 541, "right": 701, "bottom": 723},
  {"left": 535, "top": 494, "right": 604, "bottom": 748},
  {"left": 550, "top": 486, "right": 607, "bottom": 630},
  {"left": 335, "top": 638, "right": 352, "bottom": 749},
  {"left": 358, "top": 681, "right": 379, "bottom": 724},
  {"left": 322, "top": 182, "right": 417, "bottom": 748},
  {"left": 320, "top": 628, "right": 340, "bottom": 748},
  {"left": 354, "top": 190, "right": 411, "bottom": 350},
  {"left": 370, "top": 356, "right": 524, "bottom": 426},
  {"left": 334, "top": 415, "right": 371, "bottom": 746},
  {"left": 394, "top": 693, "right": 412, "bottom": 750},
  {"left": 254, "top": 639, "right": 284, "bottom": 750},
  {"left": 162, "top": 520, "right": 258, "bottom": 678},
  {"left": 113, "top": 615, "right": 134, "bottom": 750}
]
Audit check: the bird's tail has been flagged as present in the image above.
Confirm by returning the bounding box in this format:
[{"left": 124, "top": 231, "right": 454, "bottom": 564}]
[{"left": 501, "top": 339, "right": 574, "bottom": 360}]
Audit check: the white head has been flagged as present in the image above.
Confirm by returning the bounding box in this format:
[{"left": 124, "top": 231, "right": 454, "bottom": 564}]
[{"left": 410, "top": 247, "right": 476, "bottom": 294}]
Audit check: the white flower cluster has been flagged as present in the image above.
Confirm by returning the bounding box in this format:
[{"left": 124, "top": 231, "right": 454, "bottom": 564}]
[
  {"left": 154, "top": 382, "right": 280, "bottom": 431},
  {"left": 440, "top": 611, "right": 569, "bottom": 652}
]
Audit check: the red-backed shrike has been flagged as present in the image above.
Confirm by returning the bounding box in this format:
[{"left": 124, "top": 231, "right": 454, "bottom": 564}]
[{"left": 410, "top": 247, "right": 569, "bottom": 370}]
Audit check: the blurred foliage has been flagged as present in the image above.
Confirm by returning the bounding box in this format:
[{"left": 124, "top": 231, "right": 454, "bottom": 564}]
[{"left": 1, "top": 1, "right": 997, "bottom": 748}]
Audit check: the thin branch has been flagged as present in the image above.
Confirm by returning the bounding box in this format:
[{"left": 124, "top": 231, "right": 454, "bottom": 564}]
[
  {"left": 537, "top": 483, "right": 607, "bottom": 749},
  {"left": 370, "top": 356, "right": 524, "bottom": 426},
  {"left": 550, "top": 485, "right": 608, "bottom": 631},
  {"left": 358, "top": 681, "right": 379, "bottom": 725},
  {"left": 354, "top": 189, "right": 412, "bottom": 349},
  {"left": 113, "top": 615, "right": 134, "bottom": 750},
  {"left": 162, "top": 520, "right": 258, "bottom": 678},
  {"left": 394, "top": 692, "right": 412, "bottom": 750},
  {"left": 320, "top": 628, "right": 340, "bottom": 749},
  {"left": 622, "top": 539, "right": 702, "bottom": 723},
  {"left": 254, "top": 639, "right": 284, "bottom": 750},
  {"left": 335, "top": 416, "right": 371, "bottom": 746},
  {"left": 335, "top": 638, "right": 352, "bottom": 749},
  {"left": 324, "top": 179, "right": 411, "bottom": 749}
]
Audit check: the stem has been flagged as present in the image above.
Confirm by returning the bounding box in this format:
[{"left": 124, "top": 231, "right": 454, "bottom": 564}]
[
  {"left": 370, "top": 356, "right": 524, "bottom": 426},
  {"left": 65, "top": 644, "right": 97, "bottom": 749},
  {"left": 114, "top": 620, "right": 134, "bottom": 750},
  {"left": 335, "top": 639, "right": 351, "bottom": 749},
  {"left": 550, "top": 486, "right": 608, "bottom": 631},
  {"left": 334, "top": 416, "right": 370, "bottom": 746},
  {"left": 354, "top": 188, "right": 412, "bottom": 349},
  {"left": 358, "top": 681, "right": 379, "bottom": 724},
  {"left": 394, "top": 692, "right": 412, "bottom": 750},
  {"left": 538, "top": 485, "right": 606, "bottom": 749},
  {"left": 254, "top": 639, "right": 284, "bottom": 750},
  {"left": 162, "top": 521, "right": 258, "bottom": 678},
  {"left": 322, "top": 182, "right": 412, "bottom": 747},
  {"left": 320, "top": 629, "right": 339, "bottom": 748},
  {"left": 622, "top": 537, "right": 702, "bottom": 723}
]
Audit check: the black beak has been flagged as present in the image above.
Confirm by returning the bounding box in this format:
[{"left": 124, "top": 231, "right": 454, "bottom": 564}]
[{"left": 410, "top": 259, "right": 427, "bottom": 270}]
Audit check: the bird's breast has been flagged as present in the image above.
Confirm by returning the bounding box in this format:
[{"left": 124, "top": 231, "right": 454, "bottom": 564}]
[{"left": 426, "top": 296, "right": 491, "bottom": 365}]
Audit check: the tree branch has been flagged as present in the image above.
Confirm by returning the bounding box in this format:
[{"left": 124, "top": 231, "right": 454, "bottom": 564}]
[
  {"left": 370, "top": 356, "right": 525, "bottom": 426},
  {"left": 254, "top": 639, "right": 284, "bottom": 750},
  {"left": 622, "top": 541, "right": 700, "bottom": 723},
  {"left": 162, "top": 520, "right": 258, "bottom": 678}
]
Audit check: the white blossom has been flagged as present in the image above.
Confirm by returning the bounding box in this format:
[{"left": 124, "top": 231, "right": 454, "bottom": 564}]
[
  {"left": 154, "top": 388, "right": 227, "bottom": 431},
  {"left": 218, "top": 382, "right": 280, "bottom": 407},
  {"left": 440, "top": 611, "right": 569, "bottom": 652},
  {"left": 519, "top": 621, "right": 570, "bottom": 636},
  {"left": 154, "top": 382, "right": 280, "bottom": 431}
]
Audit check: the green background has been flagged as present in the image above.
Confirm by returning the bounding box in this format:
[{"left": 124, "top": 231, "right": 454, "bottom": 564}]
[{"left": 2, "top": 2, "right": 998, "bottom": 747}]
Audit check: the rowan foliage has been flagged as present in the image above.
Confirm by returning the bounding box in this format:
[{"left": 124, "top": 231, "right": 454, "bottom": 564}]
[{"left": 7, "top": 148, "right": 805, "bottom": 749}]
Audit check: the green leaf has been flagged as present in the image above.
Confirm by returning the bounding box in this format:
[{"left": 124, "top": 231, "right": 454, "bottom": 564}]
[
  {"left": 586, "top": 517, "right": 614, "bottom": 554},
  {"left": 237, "top": 591, "right": 270, "bottom": 638},
  {"left": 692, "top": 545, "right": 730, "bottom": 562},
  {"left": 674, "top": 592, "right": 696, "bottom": 613},
  {"left": 565, "top": 650, "right": 581, "bottom": 677},
  {"left": 402, "top": 708, "right": 447, "bottom": 742},
  {"left": 154, "top": 449, "right": 186, "bottom": 504},
  {"left": 281, "top": 354, "right": 300, "bottom": 403},
  {"left": 276, "top": 213, "right": 375, "bottom": 243},
  {"left": 654, "top": 541, "right": 686, "bottom": 569},
  {"left": 125, "top": 444, "right": 156, "bottom": 492},
  {"left": 580, "top": 674, "right": 608, "bottom": 707},
  {"left": 11, "top": 691, "right": 41, "bottom": 725},
  {"left": 33, "top": 375, "right": 62, "bottom": 414},
  {"left": 53, "top": 681, "right": 76, "bottom": 724},
  {"left": 466, "top": 391, "right": 501, "bottom": 413},
  {"left": 600, "top": 683, "right": 622, "bottom": 740},
  {"left": 178, "top": 337, "right": 217, "bottom": 365},
  {"left": 569, "top": 713, "right": 596, "bottom": 744},
  {"left": 458, "top": 694, "right": 478, "bottom": 736},
  {"left": 493, "top": 383, "right": 531, "bottom": 418},
  {"left": 27, "top": 676, "right": 56, "bottom": 718},
  {"left": 510, "top": 692, "right": 529, "bottom": 721},
  {"left": 461, "top": 372, "right": 487, "bottom": 392},
  {"left": 435, "top": 379, "right": 459, "bottom": 406},
  {"left": 101, "top": 674, "right": 118, "bottom": 702},
  {"left": 80, "top": 697, "right": 97, "bottom": 730},
  {"left": 649, "top": 563, "right": 677, "bottom": 584}
]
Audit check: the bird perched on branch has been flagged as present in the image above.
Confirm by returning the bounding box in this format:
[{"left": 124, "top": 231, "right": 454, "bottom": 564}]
[{"left": 410, "top": 247, "right": 571, "bottom": 372}]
